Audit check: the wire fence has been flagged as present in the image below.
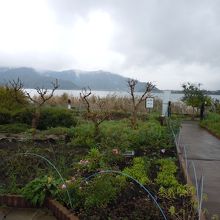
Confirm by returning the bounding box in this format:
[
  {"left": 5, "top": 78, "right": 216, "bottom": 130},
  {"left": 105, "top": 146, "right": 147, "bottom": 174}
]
[{"left": 167, "top": 118, "right": 204, "bottom": 220}]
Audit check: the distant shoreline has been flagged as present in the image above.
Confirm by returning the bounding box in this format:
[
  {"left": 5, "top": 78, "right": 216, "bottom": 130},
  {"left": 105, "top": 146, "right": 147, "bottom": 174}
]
[{"left": 24, "top": 89, "right": 220, "bottom": 102}]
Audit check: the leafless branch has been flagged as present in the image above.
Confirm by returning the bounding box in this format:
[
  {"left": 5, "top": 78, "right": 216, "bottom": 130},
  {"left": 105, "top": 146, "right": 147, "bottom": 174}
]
[
  {"left": 9, "top": 78, "right": 24, "bottom": 92},
  {"left": 25, "top": 91, "right": 38, "bottom": 104},
  {"left": 127, "top": 79, "right": 138, "bottom": 107},
  {"left": 26, "top": 79, "right": 59, "bottom": 106},
  {"left": 7, "top": 77, "right": 25, "bottom": 103},
  {"left": 127, "top": 78, "right": 155, "bottom": 128},
  {"left": 137, "top": 82, "right": 155, "bottom": 105},
  {"left": 80, "top": 87, "right": 92, "bottom": 113}
]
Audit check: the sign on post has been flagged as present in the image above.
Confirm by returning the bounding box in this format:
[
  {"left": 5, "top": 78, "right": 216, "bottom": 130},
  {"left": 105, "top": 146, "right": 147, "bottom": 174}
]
[{"left": 146, "top": 97, "right": 154, "bottom": 109}]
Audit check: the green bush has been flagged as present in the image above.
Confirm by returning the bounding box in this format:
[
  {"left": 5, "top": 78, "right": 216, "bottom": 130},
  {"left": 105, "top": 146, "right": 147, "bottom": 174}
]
[
  {"left": 99, "top": 119, "right": 174, "bottom": 152},
  {"left": 11, "top": 107, "right": 77, "bottom": 130},
  {"left": 69, "top": 123, "right": 96, "bottom": 148},
  {"left": 0, "top": 109, "right": 12, "bottom": 124},
  {"left": 85, "top": 148, "right": 106, "bottom": 171},
  {"left": 82, "top": 174, "right": 126, "bottom": 209},
  {"left": 140, "top": 122, "right": 173, "bottom": 149},
  {"left": 38, "top": 107, "right": 77, "bottom": 130},
  {"left": 0, "top": 123, "right": 30, "bottom": 133},
  {"left": 99, "top": 120, "right": 132, "bottom": 151},
  {"left": 13, "top": 108, "right": 34, "bottom": 125},
  {"left": 0, "top": 86, "right": 28, "bottom": 111}
]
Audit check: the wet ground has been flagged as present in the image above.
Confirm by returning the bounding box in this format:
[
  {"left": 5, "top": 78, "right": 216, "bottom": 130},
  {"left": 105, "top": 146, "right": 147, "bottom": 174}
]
[
  {"left": 0, "top": 207, "right": 56, "bottom": 220},
  {"left": 179, "top": 121, "right": 220, "bottom": 219}
]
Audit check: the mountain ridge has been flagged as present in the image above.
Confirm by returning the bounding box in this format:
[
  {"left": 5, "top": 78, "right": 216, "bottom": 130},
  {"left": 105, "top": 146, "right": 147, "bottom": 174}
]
[{"left": 0, "top": 67, "right": 160, "bottom": 92}]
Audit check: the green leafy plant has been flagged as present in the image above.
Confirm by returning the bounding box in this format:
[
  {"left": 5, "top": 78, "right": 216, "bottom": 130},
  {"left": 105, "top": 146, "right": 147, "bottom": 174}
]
[
  {"left": 123, "top": 157, "right": 150, "bottom": 184},
  {"left": 57, "top": 178, "right": 83, "bottom": 209},
  {"left": 21, "top": 176, "right": 61, "bottom": 206},
  {"left": 99, "top": 120, "right": 132, "bottom": 152},
  {"left": 74, "top": 148, "right": 107, "bottom": 175},
  {"left": 155, "top": 159, "right": 191, "bottom": 199},
  {"left": 82, "top": 174, "right": 126, "bottom": 209}
]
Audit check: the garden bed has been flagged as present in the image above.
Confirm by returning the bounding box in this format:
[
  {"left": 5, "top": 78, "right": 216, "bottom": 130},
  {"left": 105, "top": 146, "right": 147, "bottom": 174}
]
[{"left": 0, "top": 116, "right": 198, "bottom": 219}]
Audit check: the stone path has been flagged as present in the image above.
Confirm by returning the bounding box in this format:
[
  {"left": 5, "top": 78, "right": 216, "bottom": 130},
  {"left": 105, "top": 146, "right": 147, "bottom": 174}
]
[
  {"left": 0, "top": 207, "right": 56, "bottom": 220},
  {"left": 179, "top": 121, "right": 220, "bottom": 219}
]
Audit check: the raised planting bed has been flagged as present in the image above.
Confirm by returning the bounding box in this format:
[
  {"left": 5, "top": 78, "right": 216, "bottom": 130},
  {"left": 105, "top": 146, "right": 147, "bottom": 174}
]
[{"left": 0, "top": 118, "right": 199, "bottom": 219}]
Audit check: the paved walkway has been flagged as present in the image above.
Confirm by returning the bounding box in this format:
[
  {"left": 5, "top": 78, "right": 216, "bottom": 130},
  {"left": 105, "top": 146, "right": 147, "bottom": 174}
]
[
  {"left": 179, "top": 121, "right": 220, "bottom": 219},
  {"left": 0, "top": 207, "right": 56, "bottom": 220}
]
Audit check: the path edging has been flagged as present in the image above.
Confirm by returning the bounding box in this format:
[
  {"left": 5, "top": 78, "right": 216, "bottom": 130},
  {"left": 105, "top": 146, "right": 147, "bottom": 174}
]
[
  {"left": 177, "top": 151, "right": 207, "bottom": 220},
  {"left": 200, "top": 124, "right": 220, "bottom": 140},
  {"left": 0, "top": 195, "right": 78, "bottom": 220}
]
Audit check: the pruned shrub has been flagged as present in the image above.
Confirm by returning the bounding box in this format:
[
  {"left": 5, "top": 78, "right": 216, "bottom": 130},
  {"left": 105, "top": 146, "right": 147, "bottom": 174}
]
[
  {"left": 0, "top": 109, "right": 12, "bottom": 124},
  {"left": 13, "top": 108, "right": 34, "bottom": 125},
  {"left": 0, "top": 123, "right": 30, "bottom": 133},
  {"left": 38, "top": 107, "right": 77, "bottom": 130},
  {"left": 69, "top": 122, "right": 96, "bottom": 148}
]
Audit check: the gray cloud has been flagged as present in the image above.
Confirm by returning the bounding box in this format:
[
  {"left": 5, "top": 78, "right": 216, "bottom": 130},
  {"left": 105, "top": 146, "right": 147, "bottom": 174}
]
[{"left": 1, "top": 0, "right": 220, "bottom": 89}]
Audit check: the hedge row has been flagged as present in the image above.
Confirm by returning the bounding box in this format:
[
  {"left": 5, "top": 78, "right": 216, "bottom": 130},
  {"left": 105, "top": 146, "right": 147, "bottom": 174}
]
[{"left": 0, "top": 107, "right": 77, "bottom": 130}]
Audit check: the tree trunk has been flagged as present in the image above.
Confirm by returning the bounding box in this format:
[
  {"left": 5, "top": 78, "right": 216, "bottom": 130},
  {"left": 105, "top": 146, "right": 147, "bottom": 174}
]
[
  {"left": 131, "top": 106, "right": 137, "bottom": 129},
  {"left": 32, "top": 108, "right": 40, "bottom": 138}
]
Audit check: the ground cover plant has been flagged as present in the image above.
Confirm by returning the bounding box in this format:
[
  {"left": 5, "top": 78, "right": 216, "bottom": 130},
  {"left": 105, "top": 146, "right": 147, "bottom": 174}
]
[
  {"left": 0, "top": 85, "right": 198, "bottom": 219},
  {"left": 200, "top": 112, "right": 220, "bottom": 137}
]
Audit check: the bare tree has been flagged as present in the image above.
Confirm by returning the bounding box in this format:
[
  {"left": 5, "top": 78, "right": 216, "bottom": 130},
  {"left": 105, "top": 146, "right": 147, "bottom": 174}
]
[
  {"left": 7, "top": 78, "right": 59, "bottom": 136},
  {"left": 89, "top": 97, "right": 111, "bottom": 139},
  {"left": 26, "top": 79, "right": 59, "bottom": 107},
  {"left": 25, "top": 79, "right": 59, "bottom": 133},
  {"left": 80, "top": 87, "right": 92, "bottom": 113},
  {"left": 80, "top": 87, "right": 111, "bottom": 139},
  {"left": 127, "top": 79, "right": 155, "bottom": 128}
]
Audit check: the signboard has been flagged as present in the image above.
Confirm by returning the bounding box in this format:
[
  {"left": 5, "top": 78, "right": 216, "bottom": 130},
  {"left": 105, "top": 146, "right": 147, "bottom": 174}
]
[{"left": 146, "top": 97, "right": 154, "bottom": 108}]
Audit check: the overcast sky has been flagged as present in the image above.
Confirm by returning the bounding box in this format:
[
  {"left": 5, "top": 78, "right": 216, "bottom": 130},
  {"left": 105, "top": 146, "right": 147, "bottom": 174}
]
[{"left": 0, "top": 0, "right": 220, "bottom": 90}]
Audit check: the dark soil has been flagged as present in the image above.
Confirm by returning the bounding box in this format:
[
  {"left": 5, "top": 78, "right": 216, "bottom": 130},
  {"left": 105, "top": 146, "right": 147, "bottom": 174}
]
[
  {"left": 77, "top": 183, "right": 163, "bottom": 220},
  {"left": 0, "top": 134, "right": 196, "bottom": 220}
]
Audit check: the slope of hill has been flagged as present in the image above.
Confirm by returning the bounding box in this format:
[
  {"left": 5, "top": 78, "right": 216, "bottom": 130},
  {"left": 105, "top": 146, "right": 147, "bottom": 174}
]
[
  {"left": 0, "top": 67, "right": 160, "bottom": 92},
  {"left": 0, "top": 67, "right": 79, "bottom": 89},
  {"left": 45, "top": 70, "right": 160, "bottom": 92}
]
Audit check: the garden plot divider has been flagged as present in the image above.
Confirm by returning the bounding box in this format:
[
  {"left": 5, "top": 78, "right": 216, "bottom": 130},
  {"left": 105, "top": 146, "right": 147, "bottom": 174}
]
[{"left": 0, "top": 195, "right": 79, "bottom": 220}]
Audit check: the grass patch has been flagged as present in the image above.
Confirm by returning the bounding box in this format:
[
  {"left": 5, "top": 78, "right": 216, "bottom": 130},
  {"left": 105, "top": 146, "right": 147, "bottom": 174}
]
[
  {"left": 0, "top": 123, "right": 30, "bottom": 133},
  {"left": 200, "top": 113, "right": 220, "bottom": 137}
]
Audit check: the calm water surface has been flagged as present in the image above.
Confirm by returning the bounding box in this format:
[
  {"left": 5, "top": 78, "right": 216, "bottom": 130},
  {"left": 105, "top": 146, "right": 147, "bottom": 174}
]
[{"left": 25, "top": 89, "right": 220, "bottom": 102}]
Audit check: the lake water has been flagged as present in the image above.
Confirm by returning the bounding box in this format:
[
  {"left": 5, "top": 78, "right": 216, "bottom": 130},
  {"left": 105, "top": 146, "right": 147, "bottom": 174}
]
[{"left": 25, "top": 89, "right": 220, "bottom": 102}]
